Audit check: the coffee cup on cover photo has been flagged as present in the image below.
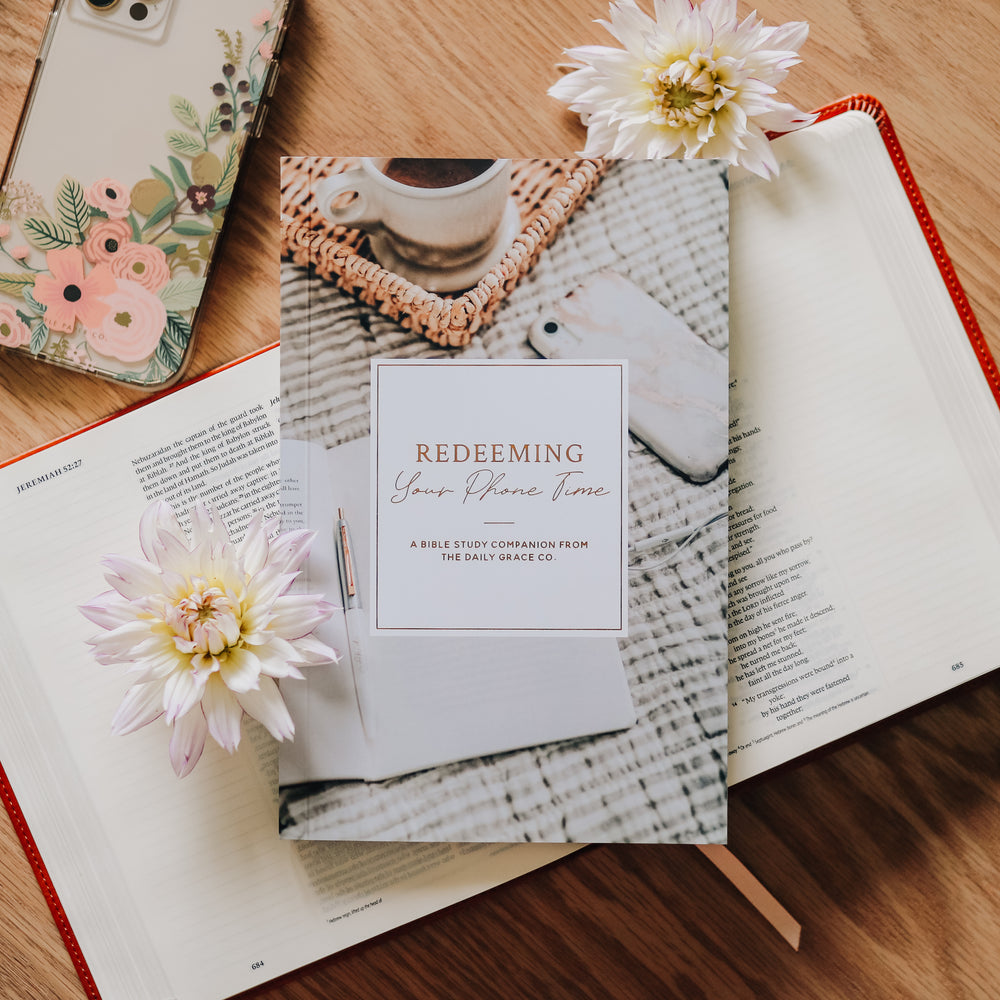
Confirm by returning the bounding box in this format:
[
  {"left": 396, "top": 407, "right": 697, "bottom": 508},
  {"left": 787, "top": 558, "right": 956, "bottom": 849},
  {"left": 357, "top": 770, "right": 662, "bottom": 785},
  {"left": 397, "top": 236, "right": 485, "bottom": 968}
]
[{"left": 315, "top": 158, "right": 515, "bottom": 292}]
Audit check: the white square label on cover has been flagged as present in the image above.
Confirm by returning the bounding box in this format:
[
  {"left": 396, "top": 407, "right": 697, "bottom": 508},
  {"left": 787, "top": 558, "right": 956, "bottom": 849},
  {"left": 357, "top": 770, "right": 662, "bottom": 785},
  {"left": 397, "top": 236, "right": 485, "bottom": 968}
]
[{"left": 370, "top": 359, "right": 628, "bottom": 635}]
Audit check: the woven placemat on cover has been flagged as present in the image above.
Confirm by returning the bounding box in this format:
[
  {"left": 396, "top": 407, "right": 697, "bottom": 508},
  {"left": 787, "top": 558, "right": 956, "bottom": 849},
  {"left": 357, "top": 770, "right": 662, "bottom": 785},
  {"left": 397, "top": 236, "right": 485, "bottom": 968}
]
[{"left": 280, "top": 158, "right": 606, "bottom": 347}]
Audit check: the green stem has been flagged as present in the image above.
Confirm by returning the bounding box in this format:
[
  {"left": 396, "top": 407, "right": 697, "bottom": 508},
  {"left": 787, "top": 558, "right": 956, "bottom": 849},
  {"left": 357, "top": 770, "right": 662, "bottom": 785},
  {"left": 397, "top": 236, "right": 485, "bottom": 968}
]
[
  {"left": 0, "top": 244, "right": 42, "bottom": 273},
  {"left": 145, "top": 199, "right": 198, "bottom": 245}
]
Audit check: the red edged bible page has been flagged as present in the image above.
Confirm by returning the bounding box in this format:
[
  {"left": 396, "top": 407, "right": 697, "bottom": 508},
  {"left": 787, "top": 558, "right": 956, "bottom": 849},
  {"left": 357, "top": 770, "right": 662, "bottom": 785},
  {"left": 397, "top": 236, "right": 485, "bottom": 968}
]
[{"left": 811, "top": 95, "right": 1000, "bottom": 406}]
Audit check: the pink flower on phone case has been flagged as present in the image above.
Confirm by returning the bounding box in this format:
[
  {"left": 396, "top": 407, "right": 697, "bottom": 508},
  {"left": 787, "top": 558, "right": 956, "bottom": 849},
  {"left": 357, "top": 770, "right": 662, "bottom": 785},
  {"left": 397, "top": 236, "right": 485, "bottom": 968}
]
[
  {"left": 33, "top": 247, "right": 115, "bottom": 334},
  {"left": 111, "top": 244, "right": 171, "bottom": 293},
  {"left": 83, "top": 219, "right": 133, "bottom": 265},
  {"left": 86, "top": 279, "right": 168, "bottom": 364},
  {"left": 0, "top": 304, "right": 30, "bottom": 348},
  {"left": 84, "top": 179, "right": 131, "bottom": 219}
]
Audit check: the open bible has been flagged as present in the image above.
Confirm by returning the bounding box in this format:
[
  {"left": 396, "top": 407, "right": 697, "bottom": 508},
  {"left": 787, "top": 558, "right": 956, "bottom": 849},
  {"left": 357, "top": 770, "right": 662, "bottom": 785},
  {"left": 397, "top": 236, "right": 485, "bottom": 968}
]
[
  {"left": 0, "top": 348, "right": 575, "bottom": 1000},
  {"left": 728, "top": 97, "right": 1000, "bottom": 781}
]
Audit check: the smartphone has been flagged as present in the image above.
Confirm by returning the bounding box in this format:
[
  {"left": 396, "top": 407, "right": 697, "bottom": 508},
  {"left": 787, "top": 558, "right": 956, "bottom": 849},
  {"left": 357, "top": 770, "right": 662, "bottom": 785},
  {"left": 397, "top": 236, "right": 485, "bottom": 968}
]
[
  {"left": 0, "top": 0, "right": 292, "bottom": 388},
  {"left": 529, "top": 269, "right": 728, "bottom": 483}
]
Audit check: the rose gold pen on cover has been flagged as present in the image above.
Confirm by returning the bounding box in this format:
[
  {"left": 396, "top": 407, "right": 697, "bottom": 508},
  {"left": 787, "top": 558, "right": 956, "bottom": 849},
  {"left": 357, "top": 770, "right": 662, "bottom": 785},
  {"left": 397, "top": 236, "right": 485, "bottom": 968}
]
[{"left": 335, "top": 507, "right": 375, "bottom": 741}]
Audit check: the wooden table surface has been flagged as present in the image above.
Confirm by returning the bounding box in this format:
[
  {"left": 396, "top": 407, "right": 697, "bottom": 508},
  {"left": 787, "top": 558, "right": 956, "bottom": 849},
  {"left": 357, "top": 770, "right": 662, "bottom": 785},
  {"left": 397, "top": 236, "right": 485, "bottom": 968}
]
[{"left": 3, "top": 1, "right": 1000, "bottom": 998}]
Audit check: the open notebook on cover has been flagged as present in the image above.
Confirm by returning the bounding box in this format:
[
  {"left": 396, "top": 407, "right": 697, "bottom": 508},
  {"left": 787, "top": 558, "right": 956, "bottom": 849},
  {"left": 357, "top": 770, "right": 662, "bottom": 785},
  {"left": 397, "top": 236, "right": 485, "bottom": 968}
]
[{"left": 279, "top": 436, "right": 635, "bottom": 784}]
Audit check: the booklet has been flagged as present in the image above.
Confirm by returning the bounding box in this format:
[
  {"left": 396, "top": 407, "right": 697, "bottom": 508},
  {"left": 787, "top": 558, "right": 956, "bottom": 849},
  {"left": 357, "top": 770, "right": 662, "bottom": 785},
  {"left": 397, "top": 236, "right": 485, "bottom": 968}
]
[
  {"left": 277, "top": 156, "right": 730, "bottom": 844},
  {"left": 0, "top": 348, "right": 577, "bottom": 1000},
  {"left": 727, "top": 97, "right": 1000, "bottom": 781}
]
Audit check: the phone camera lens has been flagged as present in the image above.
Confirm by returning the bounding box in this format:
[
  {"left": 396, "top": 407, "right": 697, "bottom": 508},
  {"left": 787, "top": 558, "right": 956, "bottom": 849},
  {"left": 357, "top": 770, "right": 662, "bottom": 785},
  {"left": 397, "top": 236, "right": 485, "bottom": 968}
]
[
  {"left": 85, "top": 0, "right": 120, "bottom": 9},
  {"left": 129, "top": 2, "right": 149, "bottom": 19},
  {"left": 543, "top": 321, "right": 559, "bottom": 335}
]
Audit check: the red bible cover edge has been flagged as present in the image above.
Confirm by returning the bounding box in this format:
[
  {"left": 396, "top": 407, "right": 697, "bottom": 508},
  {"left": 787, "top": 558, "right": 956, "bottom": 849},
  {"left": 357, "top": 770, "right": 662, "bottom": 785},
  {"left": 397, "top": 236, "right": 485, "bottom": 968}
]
[{"left": 811, "top": 94, "right": 1000, "bottom": 406}]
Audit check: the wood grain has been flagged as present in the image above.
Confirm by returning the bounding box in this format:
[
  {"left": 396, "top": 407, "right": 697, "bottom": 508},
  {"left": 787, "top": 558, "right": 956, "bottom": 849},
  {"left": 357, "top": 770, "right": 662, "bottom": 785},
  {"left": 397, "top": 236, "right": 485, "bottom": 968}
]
[{"left": 3, "top": 1, "right": 1000, "bottom": 998}]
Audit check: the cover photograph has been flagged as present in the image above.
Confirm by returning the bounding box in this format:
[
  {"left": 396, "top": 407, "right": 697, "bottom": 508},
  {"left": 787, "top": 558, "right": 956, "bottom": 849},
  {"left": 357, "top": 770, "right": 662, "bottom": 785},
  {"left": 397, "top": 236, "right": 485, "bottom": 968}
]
[{"left": 277, "top": 157, "right": 728, "bottom": 843}]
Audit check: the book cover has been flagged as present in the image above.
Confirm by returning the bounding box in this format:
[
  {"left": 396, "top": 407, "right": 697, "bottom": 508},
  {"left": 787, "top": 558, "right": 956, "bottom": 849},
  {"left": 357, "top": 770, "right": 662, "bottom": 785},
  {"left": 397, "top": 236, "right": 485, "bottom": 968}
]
[{"left": 277, "top": 157, "right": 729, "bottom": 844}]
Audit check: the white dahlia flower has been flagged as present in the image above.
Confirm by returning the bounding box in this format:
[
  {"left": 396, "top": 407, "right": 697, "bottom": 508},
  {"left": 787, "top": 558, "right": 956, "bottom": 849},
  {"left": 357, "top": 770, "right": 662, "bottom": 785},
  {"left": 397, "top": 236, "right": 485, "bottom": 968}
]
[
  {"left": 548, "top": 0, "right": 816, "bottom": 177},
  {"left": 81, "top": 502, "right": 337, "bottom": 777}
]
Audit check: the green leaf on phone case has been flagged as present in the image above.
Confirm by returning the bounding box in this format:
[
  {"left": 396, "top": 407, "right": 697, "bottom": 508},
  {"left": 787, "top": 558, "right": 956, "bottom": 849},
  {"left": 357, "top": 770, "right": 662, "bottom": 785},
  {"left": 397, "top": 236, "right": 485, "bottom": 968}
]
[
  {"left": 204, "top": 106, "right": 223, "bottom": 140},
  {"left": 28, "top": 319, "right": 48, "bottom": 356},
  {"left": 155, "top": 310, "right": 192, "bottom": 371},
  {"left": 0, "top": 272, "right": 35, "bottom": 296},
  {"left": 166, "top": 131, "right": 206, "bottom": 157},
  {"left": 22, "top": 216, "right": 77, "bottom": 251},
  {"left": 169, "top": 95, "right": 201, "bottom": 130},
  {"left": 158, "top": 277, "right": 206, "bottom": 312},
  {"left": 167, "top": 156, "right": 193, "bottom": 192},
  {"left": 22, "top": 286, "right": 43, "bottom": 313},
  {"left": 54, "top": 176, "right": 90, "bottom": 238},
  {"left": 149, "top": 166, "right": 176, "bottom": 197},
  {"left": 141, "top": 196, "right": 177, "bottom": 232},
  {"left": 215, "top": 136, "right": 241, "bottom": 197},
  {"left": 171, "top": 221, "right": 214, "bottom": 238}
]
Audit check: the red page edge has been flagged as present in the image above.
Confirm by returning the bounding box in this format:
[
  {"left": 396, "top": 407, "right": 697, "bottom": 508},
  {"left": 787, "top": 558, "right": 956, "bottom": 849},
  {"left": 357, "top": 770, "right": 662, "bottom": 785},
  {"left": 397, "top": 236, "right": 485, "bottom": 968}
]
[
  {"left": 809, "top": 94, "right": 1000, "bottom": 406},
  {"left": 0, "top": 758, "right": 103, "bottom": 1000}
]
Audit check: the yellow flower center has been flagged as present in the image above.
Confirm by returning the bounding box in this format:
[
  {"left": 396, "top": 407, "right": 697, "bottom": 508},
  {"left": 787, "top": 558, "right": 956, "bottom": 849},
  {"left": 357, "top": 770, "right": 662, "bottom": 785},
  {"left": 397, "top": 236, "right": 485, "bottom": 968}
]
[
  {"left": 644, "top": 56, "right": 726, "bottom": 128},
  {"left": 169, "top": 581, "right": 242, "bottom": 657}
]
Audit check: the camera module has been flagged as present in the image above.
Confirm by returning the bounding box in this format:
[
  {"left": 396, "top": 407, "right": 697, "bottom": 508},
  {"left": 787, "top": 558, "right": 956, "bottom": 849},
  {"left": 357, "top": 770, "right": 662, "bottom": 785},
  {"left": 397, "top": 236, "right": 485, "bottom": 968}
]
[{"left": 85, "top": 0, "right": 120, "bottom": 10}]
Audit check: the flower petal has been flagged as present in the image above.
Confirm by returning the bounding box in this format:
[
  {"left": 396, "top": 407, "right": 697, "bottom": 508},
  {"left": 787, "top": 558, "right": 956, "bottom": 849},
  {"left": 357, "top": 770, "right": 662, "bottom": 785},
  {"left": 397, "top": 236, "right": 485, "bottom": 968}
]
[
  {"left": 252, "top": 639, "right": 306, "bottom": 679},
  {"left": 168, "top": 708, "right": 208, "bottom": 777},
  {"left": 236, "top": 512, "right": 269, "bottom": 575},
  {"left": 265, "top": 594, "right": 336, "bottom": 639},
  {"left": 218, "top": 645, "right": 261, "bottom": 693},
  {"left": 139, "top": 500, "right": 184, "bottom": 564},
  {"left": 163, "top": 666, "right": 207, "bottom": 722},
  {"left": 235, "top": 676, "right": 294, "bottom": 741},
  {"left": 79, "top": 591, "right": 135, "bottom": 630},
  {"left": 111, "top": 681, "right": 165, "bottom": 735},
  {"left": 102, "top": 554, "right": 164, "bottom": 601},
  {"left": 290, "top": 633, "right": 340, "bottom": 664},
  {"left": 266, "top": 527, "right": 316, "bottom": 575},
  {"left": 202, "top": 674, "right": 244, "bottom": 752}
]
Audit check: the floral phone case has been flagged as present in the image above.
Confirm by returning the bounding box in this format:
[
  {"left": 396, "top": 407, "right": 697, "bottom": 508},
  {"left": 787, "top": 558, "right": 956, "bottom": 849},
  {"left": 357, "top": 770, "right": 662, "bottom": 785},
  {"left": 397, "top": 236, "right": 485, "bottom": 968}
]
[{"left": 0, "top": 0, "right": 291, "bottom": 388}]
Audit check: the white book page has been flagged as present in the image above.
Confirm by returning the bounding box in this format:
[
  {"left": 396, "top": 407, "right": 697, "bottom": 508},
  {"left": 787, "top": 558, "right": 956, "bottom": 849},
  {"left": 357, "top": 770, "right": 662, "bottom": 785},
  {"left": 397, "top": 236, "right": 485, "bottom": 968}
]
[
  {"left": 0, "top": 351, "right": 574, "bottom": 1000},
  {"left": 728, "top": 111, "right": 1000, "bottom": 782},
  {"left": 280, "top": 437, "right": 635, "bottom": 785}
]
